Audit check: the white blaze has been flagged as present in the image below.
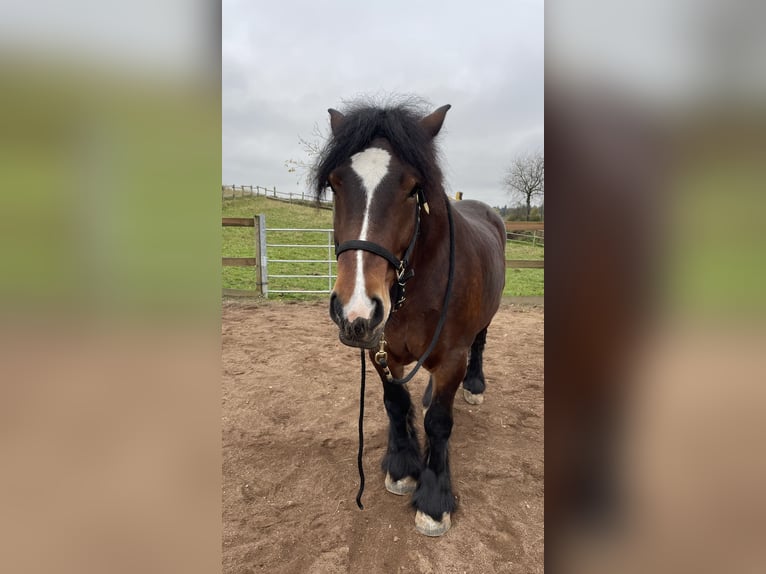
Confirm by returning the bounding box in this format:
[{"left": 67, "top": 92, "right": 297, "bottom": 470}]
[{"left": 343, "top": 147, "right": 390, "bottom": 322}]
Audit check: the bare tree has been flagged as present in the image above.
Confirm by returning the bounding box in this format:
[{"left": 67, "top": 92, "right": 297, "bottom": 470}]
[
  {"left": 284, "top": 123, "right": 326, "bottom": 187},
  {"left": 504, "top": 152, "right": 544, "bottom": 220}
]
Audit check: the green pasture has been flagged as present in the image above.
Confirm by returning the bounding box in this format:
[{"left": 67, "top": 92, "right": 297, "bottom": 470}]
[{"left": 222, "top": 196, "right": 544, "bottom": 298}]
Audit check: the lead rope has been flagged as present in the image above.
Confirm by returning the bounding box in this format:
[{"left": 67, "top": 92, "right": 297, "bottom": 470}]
[
  {"left": 354, "top": 199, "right": 455, "bottom": 509},
  {"left": 356, "top": 349, "right": 366, "bottom": 509}
]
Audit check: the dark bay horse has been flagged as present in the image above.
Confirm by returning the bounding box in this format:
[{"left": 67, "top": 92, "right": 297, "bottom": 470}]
[{"left": 313, "top": 101, "right": 506, "bottom": 536}]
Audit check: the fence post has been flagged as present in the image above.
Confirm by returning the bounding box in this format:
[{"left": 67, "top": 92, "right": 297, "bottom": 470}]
[
  {"left": 254, "top": 214, "right": 268, "bottom": 297},
  {"left": 532, "top": 230, "right": 537, "bottom": 248},
  {"left": 327, "top": 230, "right": 333, "bottom": 293}
]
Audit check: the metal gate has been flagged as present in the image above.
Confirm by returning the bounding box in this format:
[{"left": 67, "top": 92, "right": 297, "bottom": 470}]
[{"left": 264, "top": 226, "right": 336, "bottom": 295}]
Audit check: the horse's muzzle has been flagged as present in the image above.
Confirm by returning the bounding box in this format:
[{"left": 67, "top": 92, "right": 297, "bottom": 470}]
[{"left": 329, "top": 293, "right": 385, "bottom": 349}]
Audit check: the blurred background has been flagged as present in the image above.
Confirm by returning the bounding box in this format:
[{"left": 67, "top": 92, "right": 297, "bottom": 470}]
[
  {"left": 0, "top": 1, "right": 221, "bottom": 573},
  {"left": 546, "top": 1, "right": 766, "bottom": 572}
]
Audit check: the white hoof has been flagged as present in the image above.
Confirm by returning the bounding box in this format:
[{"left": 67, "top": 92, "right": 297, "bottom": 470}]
[
  {"left": 415, "top": 510, "right": 451, "bottom": 536},
  {"left": 463, "top": 388, "right": 484, "bottom": 405},
  {"left": 385, "top": 472, "right": 417, "bottom": 495}
]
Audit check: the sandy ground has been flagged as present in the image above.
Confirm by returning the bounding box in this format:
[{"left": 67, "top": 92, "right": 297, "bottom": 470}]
[{"left": 222, "top": 299, "right": 543, "bottom": 573}]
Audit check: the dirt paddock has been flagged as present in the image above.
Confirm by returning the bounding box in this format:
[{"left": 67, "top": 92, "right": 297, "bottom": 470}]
[{"left": 222, "top": 300, "right": 544, "bottom": 573}]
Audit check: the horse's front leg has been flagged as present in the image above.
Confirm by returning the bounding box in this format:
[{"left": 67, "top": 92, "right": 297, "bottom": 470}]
[
  {"left": 370, "top": 352, "right": 423, "bottom": 496},
  {"left": 412, "top": 351, "right": 467, "bottom": 536}
]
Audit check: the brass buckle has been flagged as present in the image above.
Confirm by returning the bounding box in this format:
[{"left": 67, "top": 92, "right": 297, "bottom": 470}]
[
  {"left": 374, "top": 338, "right": 387, "bottom": 366},
  {"left": 374, "top": 338, "right": 394, "bottom": 382}
]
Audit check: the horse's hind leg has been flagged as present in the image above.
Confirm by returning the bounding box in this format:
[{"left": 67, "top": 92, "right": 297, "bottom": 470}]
[
  {"left": 462, "top": 327, "right": 487, "bottom": 404},
  {"left": 376, "top": 361, "right": 422, "bottom": 496}
]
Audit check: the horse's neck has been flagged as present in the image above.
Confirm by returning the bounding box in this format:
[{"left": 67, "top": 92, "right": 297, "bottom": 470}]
[{"left": 410, "top": 197, "right": 452, "bottom": 279}]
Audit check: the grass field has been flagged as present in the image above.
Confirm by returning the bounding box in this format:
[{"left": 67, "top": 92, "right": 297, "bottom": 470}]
[{"left": 222, "top": 196, "right": 544, "bottom": 298}]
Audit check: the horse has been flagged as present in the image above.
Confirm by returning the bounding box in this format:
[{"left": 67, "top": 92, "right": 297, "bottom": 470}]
[{"left": 313, "top": 101, "right": 506, "bottom": 536}]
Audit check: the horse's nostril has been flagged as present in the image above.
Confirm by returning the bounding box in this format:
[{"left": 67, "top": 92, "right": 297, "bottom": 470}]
[
  {"left": 369, "top": 297, "right": 384, "bottom": 329},
  {"left": 329, "top": 293, "right": 343, "bottom": 325}
]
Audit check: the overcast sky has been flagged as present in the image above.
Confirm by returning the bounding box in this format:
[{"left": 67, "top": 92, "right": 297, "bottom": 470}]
[{"left": 223, "top": 0, "right": 543, "bottom": 208}]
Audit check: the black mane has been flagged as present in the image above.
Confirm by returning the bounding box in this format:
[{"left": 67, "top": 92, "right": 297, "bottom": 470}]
[{"left": 312, "top": 99, "right": 444, "bottom": 199}]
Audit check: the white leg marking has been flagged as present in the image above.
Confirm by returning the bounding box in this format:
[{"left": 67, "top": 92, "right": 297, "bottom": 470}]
[
  {"left": 415, "top": 510, "right": 452, "bottom": 536},
  {"left": 463, "top": 388, "right": 485, "bottom": 405},
  {"left": 385, "top": 472, "right": 417, "bottom": 495},
  {"left": 343, "top": 147, "right": 391, "bottom": 322}
]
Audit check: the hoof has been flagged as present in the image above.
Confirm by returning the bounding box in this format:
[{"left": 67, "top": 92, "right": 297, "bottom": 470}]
[
  {"left": 415, "top": 510, "right": 451, "bottom": 536},
  {"left": 463, "top": 388, "right": 484, "bottom": 405},
  {"left": 385, "top": 472, "right": 417, "bottom": 496}
]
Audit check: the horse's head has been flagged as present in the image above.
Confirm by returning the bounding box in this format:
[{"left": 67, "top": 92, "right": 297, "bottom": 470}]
[{"left": 321, "top": 104, "right": 451, "bottom": 348}]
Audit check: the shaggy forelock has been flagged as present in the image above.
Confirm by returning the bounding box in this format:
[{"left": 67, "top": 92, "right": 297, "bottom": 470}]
[{"left": 312, "top": 96, "right": 444, "bottom": 200}]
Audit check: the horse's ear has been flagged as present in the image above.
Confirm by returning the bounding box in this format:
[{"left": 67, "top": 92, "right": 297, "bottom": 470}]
[
  {"left": 328, "top": 108, "right": 346, "bottom": 136},
  {"left": 420, "top": 104, "right": 452, "bottom": 139}
]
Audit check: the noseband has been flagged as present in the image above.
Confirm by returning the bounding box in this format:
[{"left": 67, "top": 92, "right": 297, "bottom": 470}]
[{"left": 334, "top": 189, "right": 428, "bottom": 311}]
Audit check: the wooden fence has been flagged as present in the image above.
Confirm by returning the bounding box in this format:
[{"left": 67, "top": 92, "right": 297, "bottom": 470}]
[
  {"left": 222, "top": 215, "right": 267, "bottom": 298},
  {"left": 505, "top": 221, "right": 544, "bottom": 269},
  {"left": 222, "top": 184, "right": 332, "bottom": 210}
]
